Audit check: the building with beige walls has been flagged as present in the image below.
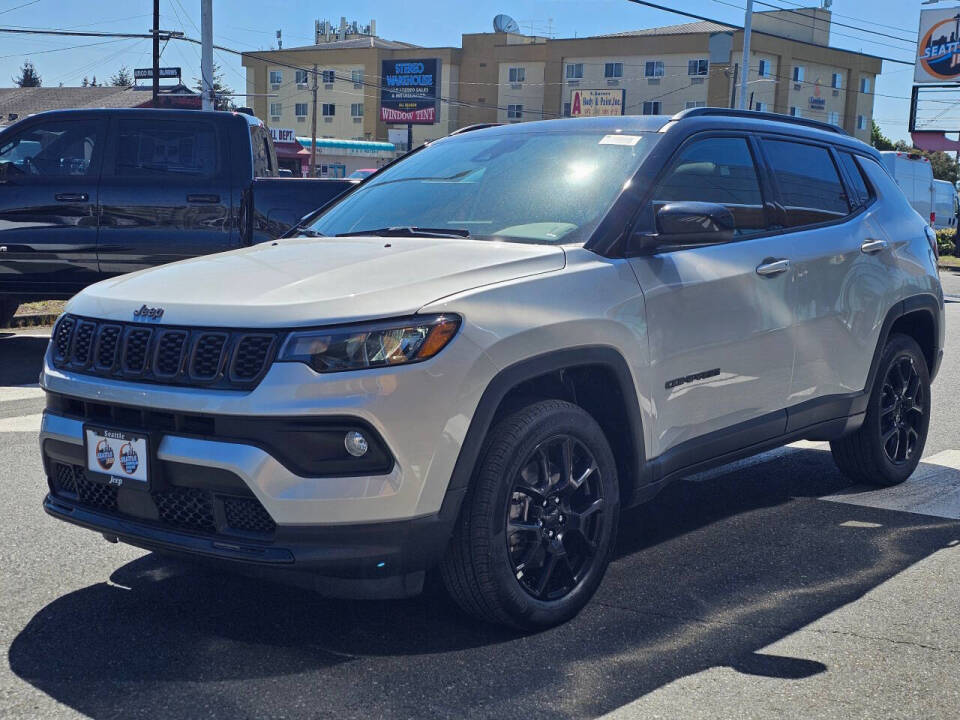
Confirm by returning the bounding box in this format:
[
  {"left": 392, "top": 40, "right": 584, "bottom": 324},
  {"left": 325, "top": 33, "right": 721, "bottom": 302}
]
[{"left": 242, "top": 8, "right": 883, "bottom": 174}]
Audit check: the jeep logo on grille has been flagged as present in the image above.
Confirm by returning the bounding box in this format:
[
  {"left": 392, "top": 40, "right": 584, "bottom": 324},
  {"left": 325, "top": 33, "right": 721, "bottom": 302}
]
[{"left": 133, "top": 305, "right": 164, "bottom": 321}]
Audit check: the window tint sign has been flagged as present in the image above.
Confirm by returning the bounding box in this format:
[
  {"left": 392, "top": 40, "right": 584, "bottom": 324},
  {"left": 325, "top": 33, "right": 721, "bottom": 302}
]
[
  {"left": 380, "top": 59, "right": 440, "bottom": 124},
  {"left": 569, "top": 89, "right": 625, "bottom": 117},
  {"left": 916, "top": 8, "right": 960, "bottom": 82}
]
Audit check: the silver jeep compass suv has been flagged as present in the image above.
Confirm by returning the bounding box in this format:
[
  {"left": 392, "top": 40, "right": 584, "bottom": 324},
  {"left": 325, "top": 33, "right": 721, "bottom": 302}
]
[{"left": 40, "top": 109, "right": 944, "bottom": 629}]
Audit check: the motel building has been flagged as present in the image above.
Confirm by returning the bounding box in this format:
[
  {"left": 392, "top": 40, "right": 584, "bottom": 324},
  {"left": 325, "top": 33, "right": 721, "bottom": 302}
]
[{"left": 242, "top": 7, "right": 881, "bottom": 175}]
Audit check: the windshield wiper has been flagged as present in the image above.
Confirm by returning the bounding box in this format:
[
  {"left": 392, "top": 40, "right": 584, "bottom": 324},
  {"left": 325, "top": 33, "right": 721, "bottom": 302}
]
[{"left": 335, "top": 226, "right": 471, "bottom": 239}]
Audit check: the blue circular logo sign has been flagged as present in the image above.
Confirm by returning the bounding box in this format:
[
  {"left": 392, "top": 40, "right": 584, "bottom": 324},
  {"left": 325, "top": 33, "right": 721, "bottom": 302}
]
[
  {"left": 119, "top": 442, "right": 139, "bottom": 475},
  {"left": 95, "top": 439, "right": 115, "bottom": 470}
]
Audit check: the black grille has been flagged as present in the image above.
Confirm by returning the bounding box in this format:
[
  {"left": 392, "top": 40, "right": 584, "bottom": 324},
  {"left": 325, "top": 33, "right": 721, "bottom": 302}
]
[
  {"left": 50, "top": 315, "right": 282, "bottom": 390},
  {"left": 154, "top": 331, "right": 187, "bottom": 377},
  {"left": 95, "top": 325, "right": 122, "bottom": 370},
  {"left": 190, "top": 333, "right": 227, "bottom": 380},
  {"left": 52, "top": 463, "right": 275, "bottom": 538},
  {"left": 224, "top": 496, "right": 277, "bottom": 534},
  {"left": 154, "top": 486, "right": 216, "bottom": 532}
]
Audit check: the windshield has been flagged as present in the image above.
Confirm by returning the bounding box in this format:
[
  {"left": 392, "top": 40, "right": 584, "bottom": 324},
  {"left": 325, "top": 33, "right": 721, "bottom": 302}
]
[{"left": 306, "top": 128, "right": 659, "bottom": 244}]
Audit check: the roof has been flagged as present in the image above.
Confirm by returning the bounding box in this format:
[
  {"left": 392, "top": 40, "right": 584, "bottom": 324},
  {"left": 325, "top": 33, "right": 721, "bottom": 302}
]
[
  {"left": 600, "top": 20, "right": 736, "bottom": 38},
  {"left": 257, "top": 37, "right": 419, "bottom": 53},
  {"left": 0, "top": 86, "right": 198, "bottom": 125},
  {"left": 297, "top": 137, "right": 395, "bottom": 152}
]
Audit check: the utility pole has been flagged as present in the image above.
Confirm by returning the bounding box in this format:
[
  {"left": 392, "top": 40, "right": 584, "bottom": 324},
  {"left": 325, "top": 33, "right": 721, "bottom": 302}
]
[
  {"left": 729, "top": 63, "right": 738, "bottom": 109},
  {"left": 152, "top": 0, "right": 160, "bottom": 108},
  {"left": 200, "top": 0, "right": 213, "bottom": 111},
  {"left": 310, "top": 64, "right": 318, "bottom": 177},
  {"left": 738, "top": 0, "right": 753, "bottom": 110}
]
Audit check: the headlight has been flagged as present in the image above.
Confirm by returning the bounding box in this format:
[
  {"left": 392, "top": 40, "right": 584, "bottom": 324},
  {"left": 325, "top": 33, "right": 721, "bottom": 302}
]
[{"left": 278, "top": 314, "right": 460, "bottom": 373}]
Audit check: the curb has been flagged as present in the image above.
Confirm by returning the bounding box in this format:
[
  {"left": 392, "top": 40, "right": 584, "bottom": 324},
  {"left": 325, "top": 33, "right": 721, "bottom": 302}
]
[
  {"left": 938, "top": 264, "right": 960, "bottom": 273},
  {"left": 7, "top": 313, "right": 58, "bottom": 329}
]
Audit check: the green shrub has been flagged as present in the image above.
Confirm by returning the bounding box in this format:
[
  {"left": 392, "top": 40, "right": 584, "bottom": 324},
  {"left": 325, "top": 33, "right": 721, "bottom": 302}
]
[{"left": 936, "top": 227, "right": 956, "bottom": 257}]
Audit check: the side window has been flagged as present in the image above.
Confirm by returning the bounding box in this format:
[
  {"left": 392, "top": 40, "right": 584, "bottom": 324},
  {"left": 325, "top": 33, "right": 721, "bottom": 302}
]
[
  {"left": 838, "top": 152, "right": 872, "bottom": 207},
  {"left": 856, "top": 155, "right": 916, "bottom": 216},
  {"left": 653, "top": 136, "right": 767, "bottom": 237},
  {"left": 250, "top": 126, "right": 275, "bottom": 177},
  {"left": 115, "top": 120, "right": 217, "bottom": 178},
  {"left": 0, "top": 121, "right": 99, "bottom": 178},
  {"left": 763, "top": 140, "right": 850, "bottom": 226}
]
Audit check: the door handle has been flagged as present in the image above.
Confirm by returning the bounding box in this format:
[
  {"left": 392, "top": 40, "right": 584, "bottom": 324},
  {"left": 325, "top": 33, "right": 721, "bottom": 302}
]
[
  {"left": 54, "top": 192, "right": 88, "bottom": 202},
  {"left": 756, "top": 258, "right": 790, "bottom": 276},
  {"left": 187, "top": 193, "right": 221, "bottom": 204},
  {"left": 860, "top": 238, "right": 889, "bottom": 254}
]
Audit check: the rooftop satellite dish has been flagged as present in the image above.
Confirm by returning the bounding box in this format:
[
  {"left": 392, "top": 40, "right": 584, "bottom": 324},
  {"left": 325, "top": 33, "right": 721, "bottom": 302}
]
[{"left": 493, "top": 14, "right": 520, "bottom": 33}]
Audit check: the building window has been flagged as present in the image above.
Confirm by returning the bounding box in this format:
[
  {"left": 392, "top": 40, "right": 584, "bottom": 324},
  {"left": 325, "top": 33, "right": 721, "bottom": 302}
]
[
  {"left": 269, "top": 70, "right": 282, "bottom": 85},
  {"left": 322, "top": 103, "right": 335, "bottom": 117},
  {"left": 508, "top": 66, "right": 526, "bottom": 83},
  {"left": 685, "top": 100, "right": 706, "bottom": 109},
  {"left": 350, "top": 103, "right": 363, "bottom": 117},
  {"left": 758, "top": 59, "right": 770, "bottom": 77},
  {"left": 793, "top": 65, "right": 805, "bottom": 83},
  {"left": 269, "top": 102, "right": 282, "bottom": 117},
  {"left": 322, "top": 70, "right": 335, "bottom": 84},
  {"left": 507, "top": 104, "right": 523, "bottom": 119},
  {"left": 295, "top": 69, "right": 308, "bottom": 86},
  {"left": 789, "top": 106, "right": 801, "bottom": 117},
  {"left": 351, "top": 69, "right": 363, "bottom": 85},
  {"left": 831, "top": 72, "right": 842, "bottom": 89},
  {"left": 645, "top": 60, "right": 664, "bottom": 78},
  {"left": 565, "top": 63, "right": 583, "bottom": 80},
  {"left": 688, "top": 59, "right": 709, "bottom": 76},
  {"left": 295, "top": 103, "right": 308, "bottom": 118},
  {"left": 642, "top": 101, "right": 662, "bottom": 115},
  {"left": 857, "top": 114, "right": 866, "bottom": 130},
  {"left": 860, "top": 77, "right": 871, "bottom": 94},
  {"left": 755, "top": 102, "right": 768, "bottom": 113},
  {"left": 563, "top": 102, "right": 571, "bottom": 117},
  {"left": 604, "top": 62, "right": 624, "bottom": 79},
  {"left": 828, "top": 111, "right": 840, "bottom": 125}
]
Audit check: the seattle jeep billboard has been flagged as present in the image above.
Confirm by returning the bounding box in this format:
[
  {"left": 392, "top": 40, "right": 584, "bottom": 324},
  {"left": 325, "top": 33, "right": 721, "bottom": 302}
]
[
  {"left": 916, "top": 8, "right": 960, "bottom": 83},
  {"left": 380, "top": 59, "right": 440, "bottom": 124}
]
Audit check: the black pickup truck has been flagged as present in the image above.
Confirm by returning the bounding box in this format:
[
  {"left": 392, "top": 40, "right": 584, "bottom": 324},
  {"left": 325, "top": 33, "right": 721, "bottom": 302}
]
[{"left": 0, "top": 108, "right": 355, "bottom": 325}]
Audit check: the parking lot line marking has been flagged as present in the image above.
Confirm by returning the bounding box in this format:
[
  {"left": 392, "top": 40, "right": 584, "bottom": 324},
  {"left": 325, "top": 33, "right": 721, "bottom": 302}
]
[
  {"left": 0, "top": 385, "right": 44, "bottom": 403},
  {"left": 0, "top": 413, "right": 43, "bottom": 433},
  {"left": 821, "top": 450, "right": 960, "bottom": 520}
]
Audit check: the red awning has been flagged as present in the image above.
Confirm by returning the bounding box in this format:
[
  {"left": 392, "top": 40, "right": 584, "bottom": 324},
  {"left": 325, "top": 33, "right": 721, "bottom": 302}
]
[{"left": 275, "top": 141, "right": 310, "bottom": 159}]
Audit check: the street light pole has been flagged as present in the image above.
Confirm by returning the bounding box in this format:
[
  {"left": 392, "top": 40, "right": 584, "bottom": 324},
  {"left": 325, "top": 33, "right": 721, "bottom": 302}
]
[
  {"left": 200, "top": 0, "right": 214, "bottom": 111},
  {"left": 152, "top": 0, "right": 159, "bottom": 108},
  {"left": 738, "top": 0, "right": 753, "bottom": 110}
]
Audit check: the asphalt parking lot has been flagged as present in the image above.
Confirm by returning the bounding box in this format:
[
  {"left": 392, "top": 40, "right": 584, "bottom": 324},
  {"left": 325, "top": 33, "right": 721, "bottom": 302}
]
[{"left": 2, "top": 274, "right": 959, "bottom": 719}]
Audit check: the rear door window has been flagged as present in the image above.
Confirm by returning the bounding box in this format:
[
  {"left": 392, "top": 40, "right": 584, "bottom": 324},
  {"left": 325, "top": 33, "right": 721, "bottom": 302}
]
[
  {"left": 653, "top": 136, "right": 768, "bottom": 237},
  {"left": 837, "top": 152, "right": 872, "bottom": 207},
  {"left": 762, "top": 139, "right": 850, "bottom": 226},
  {"left": 115, "top": 119, "right": 218, "bottom": 178}
]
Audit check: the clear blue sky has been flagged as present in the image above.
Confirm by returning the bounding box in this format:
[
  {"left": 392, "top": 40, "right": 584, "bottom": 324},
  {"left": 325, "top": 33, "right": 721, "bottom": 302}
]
[{"left": 0, "top": 0, "right": 947, "bottom": 142}]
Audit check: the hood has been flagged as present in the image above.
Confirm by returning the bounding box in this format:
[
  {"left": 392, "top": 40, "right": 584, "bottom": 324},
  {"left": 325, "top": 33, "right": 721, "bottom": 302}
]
[{"left": 68, "top": 236, "right": 566, "bottom": 327}]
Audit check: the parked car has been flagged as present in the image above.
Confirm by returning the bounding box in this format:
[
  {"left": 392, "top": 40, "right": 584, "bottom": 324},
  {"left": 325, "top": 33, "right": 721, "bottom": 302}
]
[
  {"left": 347, "top": 168, "right": 377, "bottom": 180},
  {"left": 39, "top": 109, "right": 943, "bottom": 629},
  {"left": 879, "top": 150, "right": 935, "bottom": 225},
  {"left": 932, "top": 178, "right": 958, "bottom": 231},
  {"left": 0, "top": 109, "right": 354, "bottom": 326}
]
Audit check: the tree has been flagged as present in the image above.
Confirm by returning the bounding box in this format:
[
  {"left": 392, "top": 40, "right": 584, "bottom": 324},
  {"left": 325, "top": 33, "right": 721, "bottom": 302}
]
[
  {"left": 81, "top": 76, "right": 89, "bottom": 87},
  {"left": 13, "top": 59, "right": 41, "bottom": 87},
  {"left": 89, "top": 75, "right": 98, "bottom": 87},
  {"left": 870, "top": 120, "right": 894, "bottom": 151},
  {"left": 109, "top": 66, "right": 133, "bottom": 87},
  {"left": 193, "top": 64, "right": 235, "bottom": 111}
]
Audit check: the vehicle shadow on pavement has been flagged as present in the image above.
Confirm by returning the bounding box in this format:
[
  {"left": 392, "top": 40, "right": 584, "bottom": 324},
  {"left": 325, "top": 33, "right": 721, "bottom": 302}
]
[
  {"left": 0, "top": 334, "right": 48, "bottom": 386},
  {"left": 8, "top": 448, "right": 960, "bottom": 719}
]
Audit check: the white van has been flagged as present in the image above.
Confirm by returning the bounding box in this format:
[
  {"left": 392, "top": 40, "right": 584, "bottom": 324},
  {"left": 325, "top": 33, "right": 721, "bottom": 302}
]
[
  {"left": 879, "top": 151, "right": 935, "bottom": 225},
  {"left": 933, "top": 179, "right": 958, "bottom": 230}
]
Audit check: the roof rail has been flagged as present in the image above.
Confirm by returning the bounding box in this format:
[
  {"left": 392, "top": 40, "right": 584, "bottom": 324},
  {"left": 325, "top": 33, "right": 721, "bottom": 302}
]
[
  {"left": 449, "top": 123, "right": 502, "bottom": 136},
  {"left": 670, "top": 107, "right": 848, "bottom": 136}
]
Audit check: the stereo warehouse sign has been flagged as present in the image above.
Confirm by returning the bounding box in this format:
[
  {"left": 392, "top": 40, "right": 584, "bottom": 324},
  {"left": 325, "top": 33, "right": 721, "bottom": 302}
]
[
  {"left": 916, "top": 7, "right": 960, "bottom": 83},
  {"left": 380, "top": 59, "right": 441, "bottom": 124}
]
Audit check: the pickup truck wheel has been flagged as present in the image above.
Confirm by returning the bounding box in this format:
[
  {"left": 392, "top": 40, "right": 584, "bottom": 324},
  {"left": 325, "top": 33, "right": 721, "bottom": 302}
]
[
  {"left": 0, "top": 298, "right": 19, "bottom": 328},
  {"left": 830, "top": 334, "right": 930, "bottom": 487},
  {"left": 440, "top": 400, "right": 619, "bottom": 630}
]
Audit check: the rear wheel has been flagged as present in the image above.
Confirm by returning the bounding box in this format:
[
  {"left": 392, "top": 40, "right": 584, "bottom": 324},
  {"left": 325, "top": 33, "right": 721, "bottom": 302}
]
[
  {"left": 440, "top": 400, "right": 619, "bottom": 630},
  {"left": 830, "top": 334, "right": 930, "bottom": 487},
  {"left": 0, "top": 297, "right": 19, "bottom": 328}
]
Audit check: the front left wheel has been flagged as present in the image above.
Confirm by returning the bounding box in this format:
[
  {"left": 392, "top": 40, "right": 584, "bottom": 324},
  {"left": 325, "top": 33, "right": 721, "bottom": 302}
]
[{"left": 440, "top": 400, "right": 619, "bottom": 630}]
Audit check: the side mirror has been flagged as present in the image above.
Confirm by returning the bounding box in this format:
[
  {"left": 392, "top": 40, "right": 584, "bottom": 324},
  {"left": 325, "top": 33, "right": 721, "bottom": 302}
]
[{"left": 631, "top": 201, "right": 735, "bottom": 255}]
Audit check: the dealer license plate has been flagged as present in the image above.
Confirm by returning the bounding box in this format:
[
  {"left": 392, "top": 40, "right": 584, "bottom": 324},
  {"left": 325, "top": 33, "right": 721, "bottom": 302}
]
[{"left": 85, "top": 427, "right": 149, "bottom": 485}]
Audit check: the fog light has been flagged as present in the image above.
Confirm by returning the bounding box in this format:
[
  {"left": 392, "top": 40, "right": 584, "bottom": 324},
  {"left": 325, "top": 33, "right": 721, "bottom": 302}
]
[{"left": 344, "top": 430, "right": 369, "bottom": 457}]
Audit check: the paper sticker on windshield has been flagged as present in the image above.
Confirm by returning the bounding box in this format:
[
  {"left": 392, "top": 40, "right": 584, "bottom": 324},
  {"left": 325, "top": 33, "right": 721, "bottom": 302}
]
[{"left": 599, "top": 135, "right": 642, "bottom": 146}]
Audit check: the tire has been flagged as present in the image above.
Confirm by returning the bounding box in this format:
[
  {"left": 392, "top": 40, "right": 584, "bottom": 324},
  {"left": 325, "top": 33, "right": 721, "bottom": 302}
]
[
  {"left": 830, "top": 333, "right": 931, "bottom": 487},
  {"left": 0, "top": 297, "right": 19, "bottom": 328},
  {"left": 440, "top": 399, "right": 620, "bottom": 630}
]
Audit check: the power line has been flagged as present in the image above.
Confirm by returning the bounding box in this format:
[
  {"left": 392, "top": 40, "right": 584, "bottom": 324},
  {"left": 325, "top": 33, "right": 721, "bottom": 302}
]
[{"left": 0, "top": 0, "right": 38, "bottom": 16}]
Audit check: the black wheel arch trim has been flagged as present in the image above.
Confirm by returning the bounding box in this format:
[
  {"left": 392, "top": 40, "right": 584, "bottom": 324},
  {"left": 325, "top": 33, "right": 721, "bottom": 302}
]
[{"left": 867, "top": 293, "right": 942, "bottom": 388}]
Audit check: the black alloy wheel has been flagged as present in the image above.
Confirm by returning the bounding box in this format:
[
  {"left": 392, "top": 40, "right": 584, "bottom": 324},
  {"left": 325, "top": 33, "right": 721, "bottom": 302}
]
[
  {"left": 878, "top": 355, "right": 925, "bottom": 465},
  {"left": 506, "top": 435, "right": 605, "bottom": 601}
]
